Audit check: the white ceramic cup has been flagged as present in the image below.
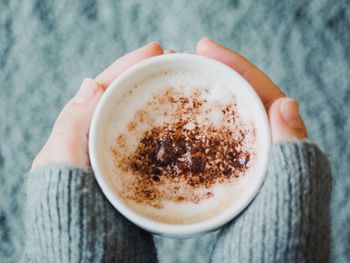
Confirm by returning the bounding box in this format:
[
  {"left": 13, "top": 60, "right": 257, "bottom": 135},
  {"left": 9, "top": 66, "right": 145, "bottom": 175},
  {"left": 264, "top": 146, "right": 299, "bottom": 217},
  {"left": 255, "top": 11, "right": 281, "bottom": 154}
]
[{"left": 89, "top": 54, "right": 271, "bottom": 238}]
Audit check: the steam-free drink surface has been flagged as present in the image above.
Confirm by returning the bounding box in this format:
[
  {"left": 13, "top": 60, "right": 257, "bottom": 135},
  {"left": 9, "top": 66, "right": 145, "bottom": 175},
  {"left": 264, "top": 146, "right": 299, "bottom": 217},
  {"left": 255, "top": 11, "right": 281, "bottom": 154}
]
[{"left": 105, "top": 69, "right": 257, "bottom": 224}]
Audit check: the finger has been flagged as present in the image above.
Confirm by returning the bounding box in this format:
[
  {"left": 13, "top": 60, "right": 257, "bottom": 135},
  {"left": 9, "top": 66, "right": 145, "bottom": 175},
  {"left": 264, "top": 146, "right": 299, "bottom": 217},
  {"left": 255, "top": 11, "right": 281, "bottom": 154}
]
[
  {"left": 164, "top": 49, "right": 176, "bottom": 54},
  {"left": 32, "top": 79, "right": 103, "bottom": 169},
  {"left": 95, "top": 42, "right": 163, "bottom": 89},
  {"left": 196, "top": 37, "right": 285, "bottom": 109},
  {"left": 269, "top": 97, "right": 308, "bottom": 142}
]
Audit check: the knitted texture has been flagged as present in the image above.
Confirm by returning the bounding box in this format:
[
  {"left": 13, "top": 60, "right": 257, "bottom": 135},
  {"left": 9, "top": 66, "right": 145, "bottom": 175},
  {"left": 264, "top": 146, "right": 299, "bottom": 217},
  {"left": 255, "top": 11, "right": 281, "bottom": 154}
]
[
  {"left": 211, "top": 141, "right": 332, "bottom": 263},
  {"left": 22, "top": 141, "right": 332, "bottom": 262},
  {"left": 23, "top": 167, "right": 157, "bottom": 263}
]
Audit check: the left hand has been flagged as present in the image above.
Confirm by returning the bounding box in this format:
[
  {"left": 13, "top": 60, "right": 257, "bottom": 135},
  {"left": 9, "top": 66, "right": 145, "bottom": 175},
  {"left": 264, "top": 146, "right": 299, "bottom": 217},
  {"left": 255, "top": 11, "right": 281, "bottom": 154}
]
[{"left": 32, "top": 43, "right": 164, "bottom": 169}]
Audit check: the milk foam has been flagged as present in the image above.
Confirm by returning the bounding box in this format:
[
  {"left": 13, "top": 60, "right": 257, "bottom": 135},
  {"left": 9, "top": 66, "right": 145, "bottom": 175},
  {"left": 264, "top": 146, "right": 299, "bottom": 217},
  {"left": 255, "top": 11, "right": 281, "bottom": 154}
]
[{"left": 103, "top": 69, "right": 257, "bottom": 224}]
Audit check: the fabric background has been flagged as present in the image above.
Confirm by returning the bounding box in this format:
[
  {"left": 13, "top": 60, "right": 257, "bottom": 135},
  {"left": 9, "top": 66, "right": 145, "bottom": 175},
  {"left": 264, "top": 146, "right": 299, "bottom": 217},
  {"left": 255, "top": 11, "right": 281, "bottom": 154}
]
[{"left": 0, "top": 0, "right": 349, "bottom": 262}]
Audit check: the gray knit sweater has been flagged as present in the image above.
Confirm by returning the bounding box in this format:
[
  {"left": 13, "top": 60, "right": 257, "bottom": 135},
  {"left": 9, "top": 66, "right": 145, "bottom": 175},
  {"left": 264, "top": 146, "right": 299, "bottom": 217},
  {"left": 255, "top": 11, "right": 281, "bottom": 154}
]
[{"left": 23, "top": 141, "right": 332, "bottom": 262}]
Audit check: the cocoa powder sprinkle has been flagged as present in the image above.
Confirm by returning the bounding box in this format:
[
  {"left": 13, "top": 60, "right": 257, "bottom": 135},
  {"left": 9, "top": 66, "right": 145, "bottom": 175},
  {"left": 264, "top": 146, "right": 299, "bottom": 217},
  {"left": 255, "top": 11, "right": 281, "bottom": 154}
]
[
  {"left": 112, "top": 87, "right": 255, "bottom": 208},
  {"left": 129, "top": 123, "right": 250, "bottom": 188}
]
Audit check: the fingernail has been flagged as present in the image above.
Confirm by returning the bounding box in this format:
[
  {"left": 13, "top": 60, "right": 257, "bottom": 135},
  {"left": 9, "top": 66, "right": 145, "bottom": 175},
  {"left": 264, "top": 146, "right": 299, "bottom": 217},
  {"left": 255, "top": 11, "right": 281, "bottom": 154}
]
[
  {"left": 201, "top": 36, "right": 212, "bottom": 42},
  {"left": 74, "top": 78, "right": 100, "bottom": 103},
  {"left": 164, "top": 49, "right": 175, "bottom": 54},
  {"left": 280, "top": 98, "right": 304, "bottom": 130},
  {"left": 146, "top": 42, "right": 161, "bottom": 47}
]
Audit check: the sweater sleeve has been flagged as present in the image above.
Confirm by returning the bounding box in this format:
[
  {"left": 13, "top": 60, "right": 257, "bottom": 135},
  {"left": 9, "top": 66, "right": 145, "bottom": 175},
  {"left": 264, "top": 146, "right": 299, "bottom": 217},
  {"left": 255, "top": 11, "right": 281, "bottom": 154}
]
[
  {"left": 23, "top": 166, "right": 157, "bottom": 263},
  {"left": 210, "top": 141, "right": 332, "bottom": 263}
]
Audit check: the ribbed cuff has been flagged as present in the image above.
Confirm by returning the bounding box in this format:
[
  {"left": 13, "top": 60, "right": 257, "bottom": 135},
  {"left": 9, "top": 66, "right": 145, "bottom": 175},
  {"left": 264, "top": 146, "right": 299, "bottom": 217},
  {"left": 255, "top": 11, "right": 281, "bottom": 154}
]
[
  {"left": 211, "top": 141, "right": 332, "bottom": 263},
  {"left": 23, "top": 166, "right": 157, "bottom": 263}
]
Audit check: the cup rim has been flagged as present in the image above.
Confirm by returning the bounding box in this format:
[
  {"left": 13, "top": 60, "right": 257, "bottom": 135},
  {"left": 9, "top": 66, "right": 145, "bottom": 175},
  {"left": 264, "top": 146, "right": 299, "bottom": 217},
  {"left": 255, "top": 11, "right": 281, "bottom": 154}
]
[{"left": 89, "top": 53, "right": 271, "bottom": 238}]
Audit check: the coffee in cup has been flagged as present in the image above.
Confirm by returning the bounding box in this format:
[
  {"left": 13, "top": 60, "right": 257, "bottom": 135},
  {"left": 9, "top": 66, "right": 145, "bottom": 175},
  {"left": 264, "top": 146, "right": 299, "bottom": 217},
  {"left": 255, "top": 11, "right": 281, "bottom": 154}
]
[{"left": 106, "top": 69, "right": 256, "bottom": 224}]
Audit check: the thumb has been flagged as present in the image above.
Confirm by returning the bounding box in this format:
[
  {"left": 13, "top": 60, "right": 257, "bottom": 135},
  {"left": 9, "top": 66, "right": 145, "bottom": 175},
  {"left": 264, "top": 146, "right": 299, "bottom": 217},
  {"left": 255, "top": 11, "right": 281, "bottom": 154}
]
[
  {"left": 269, "top": 97, "right": 308, "bottom": 143},
  {"left": 53, "top": 78, "right": 103, "bottom": 136},
  {"left": 32, "top": 78, "right": 103, "bottom": 169}
]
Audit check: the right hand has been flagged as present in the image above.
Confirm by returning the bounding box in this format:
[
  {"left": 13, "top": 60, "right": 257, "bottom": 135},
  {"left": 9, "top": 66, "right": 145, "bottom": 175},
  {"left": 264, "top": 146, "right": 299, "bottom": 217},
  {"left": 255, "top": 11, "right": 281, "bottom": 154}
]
[{"left": 196, "top": 37, "right": 308, "bottom": 142}]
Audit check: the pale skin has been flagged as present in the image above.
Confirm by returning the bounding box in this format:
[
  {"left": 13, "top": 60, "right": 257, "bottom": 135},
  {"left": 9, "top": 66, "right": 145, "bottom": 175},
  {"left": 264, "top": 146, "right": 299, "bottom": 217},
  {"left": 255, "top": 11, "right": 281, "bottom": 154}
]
[{"left": 32, "top": 37, "right": 307, "bottom": 170}]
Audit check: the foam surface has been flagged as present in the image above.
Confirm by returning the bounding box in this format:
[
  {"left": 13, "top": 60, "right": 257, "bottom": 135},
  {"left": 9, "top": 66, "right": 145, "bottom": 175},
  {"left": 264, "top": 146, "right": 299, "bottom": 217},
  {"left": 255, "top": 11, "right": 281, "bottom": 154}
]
[{"left": 103, "top": 69, "right": 257, "bottom": 224}]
